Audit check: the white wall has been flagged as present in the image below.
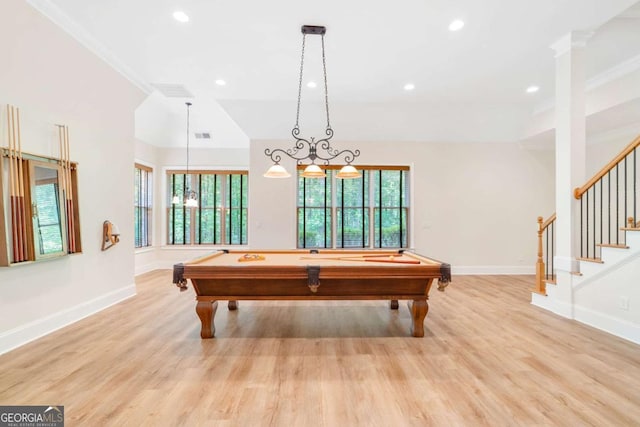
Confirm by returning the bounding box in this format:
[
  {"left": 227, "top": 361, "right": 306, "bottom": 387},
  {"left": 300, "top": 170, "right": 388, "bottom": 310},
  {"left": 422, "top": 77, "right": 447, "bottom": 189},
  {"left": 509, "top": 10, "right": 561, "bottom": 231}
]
[
  {"left": 573, "top": 233, "right": 640, "bottom": 344},
  {"left": 0, "top": 1, "right": 146, "bottom": 354},
  {"left": 250, "top": 139, "right": 556, "bottom": 273}
]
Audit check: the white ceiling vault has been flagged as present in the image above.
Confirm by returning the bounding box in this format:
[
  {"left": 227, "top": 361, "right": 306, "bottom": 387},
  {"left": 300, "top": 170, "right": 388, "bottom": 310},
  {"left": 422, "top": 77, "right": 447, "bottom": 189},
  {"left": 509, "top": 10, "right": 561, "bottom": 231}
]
[{"left": 27, "top": 0, "right": 640, "bottom": 147}]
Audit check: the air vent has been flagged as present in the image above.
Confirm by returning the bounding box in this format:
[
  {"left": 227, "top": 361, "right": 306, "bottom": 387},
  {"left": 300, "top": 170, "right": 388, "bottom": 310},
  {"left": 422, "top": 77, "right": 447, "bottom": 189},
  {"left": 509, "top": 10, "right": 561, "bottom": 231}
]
[
  {"left": 151, "top": 83, "right": 194, "bottom": 98},
  {"left": 195, "top": 132, "right": 211, "bottom": 139}
]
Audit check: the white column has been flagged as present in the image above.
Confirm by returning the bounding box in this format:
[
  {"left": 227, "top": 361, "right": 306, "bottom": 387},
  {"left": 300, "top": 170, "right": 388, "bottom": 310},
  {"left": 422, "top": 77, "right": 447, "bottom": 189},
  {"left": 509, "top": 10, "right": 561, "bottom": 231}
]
[{"left": 551, "top": 31, "right": 592, "bottom": 318}]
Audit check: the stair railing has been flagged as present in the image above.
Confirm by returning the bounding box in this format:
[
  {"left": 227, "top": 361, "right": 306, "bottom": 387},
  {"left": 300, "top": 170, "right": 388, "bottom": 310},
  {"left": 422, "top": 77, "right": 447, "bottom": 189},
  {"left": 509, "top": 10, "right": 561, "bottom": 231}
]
[
  {"left": 573, "top": 135, "right": 640, "bottom": 261},
  {"left": 535, "top": 213, "right": 556, "bottom": 295}
]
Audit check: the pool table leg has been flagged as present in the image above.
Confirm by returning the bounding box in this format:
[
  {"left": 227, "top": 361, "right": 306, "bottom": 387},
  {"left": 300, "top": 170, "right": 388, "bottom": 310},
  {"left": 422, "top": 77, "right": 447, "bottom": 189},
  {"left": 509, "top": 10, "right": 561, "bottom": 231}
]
[
  {"left": 408, "top": 299, "right": 429, "bottom": 337},
  {"left": 390, "top": 300, "right": 399, "bottom": 309},
  {"left": 228, "top": 300, "right": 238, "bottom": 310},
  {"left": 196, "top": 300, "right": 218, "bottom": 338}
]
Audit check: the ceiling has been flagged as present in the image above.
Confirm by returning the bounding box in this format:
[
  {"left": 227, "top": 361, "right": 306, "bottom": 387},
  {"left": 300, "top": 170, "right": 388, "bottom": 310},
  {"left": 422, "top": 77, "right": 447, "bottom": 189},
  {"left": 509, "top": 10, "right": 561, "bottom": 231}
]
[{"left": 29, "top": 0, "right": 640, "bottom": 147}]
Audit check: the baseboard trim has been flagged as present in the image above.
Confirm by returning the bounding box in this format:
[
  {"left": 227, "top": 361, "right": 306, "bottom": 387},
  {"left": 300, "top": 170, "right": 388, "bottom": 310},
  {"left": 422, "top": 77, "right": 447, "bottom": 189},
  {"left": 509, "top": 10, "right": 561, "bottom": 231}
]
[
  {"left": 574, "top": 305, "right": 640, "bottom": 345},
  {"left": 453, "top": 266, "right": 534, "bottom": 275},
  {"left": 135, "top": 261, "right": 164, "bottom": 276},
  {"left": 531, "top": 293, "right": 574, "bottom": 318},
  {"left": 0, "top": 284, "right": 136, "bottom": 355}
]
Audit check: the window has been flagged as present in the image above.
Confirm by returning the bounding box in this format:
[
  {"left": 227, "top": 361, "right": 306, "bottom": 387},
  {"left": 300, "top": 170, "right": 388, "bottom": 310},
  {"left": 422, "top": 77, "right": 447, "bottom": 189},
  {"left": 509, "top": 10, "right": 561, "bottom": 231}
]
[
  {"left": 297, "top": 166, "right": 409, "bottom": 249},
  {"left": 167, "top": 170, "right": 248, "bottom": 245},
  {"left": 134, "top": 163, "right": 152, "bottom": 248}
]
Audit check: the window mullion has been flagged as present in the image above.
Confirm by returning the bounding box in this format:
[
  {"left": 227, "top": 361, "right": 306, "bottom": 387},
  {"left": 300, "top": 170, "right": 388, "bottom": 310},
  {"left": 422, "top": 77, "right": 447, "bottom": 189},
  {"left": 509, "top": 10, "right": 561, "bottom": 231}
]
[
  {"left": 171, "top": 174, "right": 176, "bottom": 245},
  {"left": 197, "top": 174, "right": 202, "bottom": 244},
  {"left": 302, "top": 175, "right": 306, "bottom": 248},
  {"left": 220, "top": 174, "right": 227, "bottom": 245},
  {"left": 213, "top": 174, "right": 218, "bottom": 244},
  {"left": 399, "top": 169, "right": 403, "bottom": 248},
  {"left": 331, "top": 172, "right": 337, "bottom": 249},
  {"left": 368, "top": 170, "right": 374, "bottom": 249}
]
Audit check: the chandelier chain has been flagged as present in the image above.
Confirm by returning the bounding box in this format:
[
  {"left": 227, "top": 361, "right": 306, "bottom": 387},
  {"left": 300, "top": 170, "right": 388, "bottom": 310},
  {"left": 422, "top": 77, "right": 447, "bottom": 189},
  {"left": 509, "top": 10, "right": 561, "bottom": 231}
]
[
  {"left": 186, "top": 102, "right": 190, "bottom": 176},
  {"left": 321, "top": 34, "right": 331, "bottom": 130},
  {"left": 294, "top": 33, "right": 306, "bottom": 130}
]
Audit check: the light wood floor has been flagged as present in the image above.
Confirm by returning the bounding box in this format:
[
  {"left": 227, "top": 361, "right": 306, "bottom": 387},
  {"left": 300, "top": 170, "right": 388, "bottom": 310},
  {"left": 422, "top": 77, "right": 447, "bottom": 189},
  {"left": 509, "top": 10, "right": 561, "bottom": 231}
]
[{"left": 1, "top": 272, "right": 640, "bottom": 426}]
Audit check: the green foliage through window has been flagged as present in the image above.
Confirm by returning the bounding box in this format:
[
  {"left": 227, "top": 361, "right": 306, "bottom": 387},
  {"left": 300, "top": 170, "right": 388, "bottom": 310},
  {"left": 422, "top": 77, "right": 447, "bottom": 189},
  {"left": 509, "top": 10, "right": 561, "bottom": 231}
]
[
  {"left": 134, "top": 164, "right": 152, "bottom": 248},
  {"left": 168, "top": 171, "right": 248, "bottom": 245},
  {"left": 297, "top": 167, "right": 409, "bottom": 248}
]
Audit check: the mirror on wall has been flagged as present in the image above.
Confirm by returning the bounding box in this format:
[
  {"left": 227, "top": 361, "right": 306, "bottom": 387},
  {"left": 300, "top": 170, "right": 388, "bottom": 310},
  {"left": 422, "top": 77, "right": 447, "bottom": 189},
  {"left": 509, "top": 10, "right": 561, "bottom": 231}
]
[
  {"left": 0, "top": 107, "right": 82, "bottom": 266},
  {"left": 0, "top": 152, "right": 81, "bottom": 266},
  {"left": 31, "top": 162, "right": 67, "bottom": 258}
]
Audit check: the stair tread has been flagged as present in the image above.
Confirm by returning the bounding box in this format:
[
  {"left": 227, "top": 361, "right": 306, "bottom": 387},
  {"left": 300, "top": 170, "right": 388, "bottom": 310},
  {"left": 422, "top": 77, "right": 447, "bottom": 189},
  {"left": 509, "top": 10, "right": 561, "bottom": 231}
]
[
  {"left": 596, "top": 243, "right": 629, "bottom": 249},
  {"left": 576, "top": 257, "right": 604, "bottom": 264},
  {"left": 620, "top": 227, "right": 640, "bottom": 231}
]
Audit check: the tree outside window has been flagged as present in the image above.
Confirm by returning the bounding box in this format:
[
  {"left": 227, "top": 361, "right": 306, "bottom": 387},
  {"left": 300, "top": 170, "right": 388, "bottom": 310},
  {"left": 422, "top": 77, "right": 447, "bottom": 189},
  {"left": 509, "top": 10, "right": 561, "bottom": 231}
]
[
  {"left": 134, "top": 163, "right": 152, "bottom": 248},
  {"left": 297, "top": 166, "right": 409, "bottom": 249},
  {"left": 167, "top": 171, "right": 247, "bottom": 245}
]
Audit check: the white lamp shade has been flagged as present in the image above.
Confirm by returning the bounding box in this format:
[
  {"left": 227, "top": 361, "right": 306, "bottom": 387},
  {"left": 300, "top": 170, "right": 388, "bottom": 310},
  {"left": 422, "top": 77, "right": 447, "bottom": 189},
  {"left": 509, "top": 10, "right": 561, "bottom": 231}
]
[
  {"left": 336, "top": 165, "right": 361, "bottom": 179},
  {"left": 264, "top": 164, "right": 291, "bottom": 178},
  {"left": 172, "top": 195, "right": 181, "bottom": 204},
  {"left": 301, "top": 164, "right": 326, "bottom": 178},
  {"left": 110, "top": 223, "right": 120, "bottom": 236},
  {"left": 185, "top": 197, "right": 198, "bottom": 208}
]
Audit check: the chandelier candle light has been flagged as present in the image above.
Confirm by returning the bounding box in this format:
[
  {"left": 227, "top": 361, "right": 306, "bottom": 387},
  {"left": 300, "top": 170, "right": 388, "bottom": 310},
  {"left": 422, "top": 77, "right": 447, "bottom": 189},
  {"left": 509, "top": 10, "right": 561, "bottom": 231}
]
[
  {"left": 172, "top": 102, "right": 199, "bottom": 207},
  {"left": 264, "top": 25, "right": 361, "bottom": 179}
]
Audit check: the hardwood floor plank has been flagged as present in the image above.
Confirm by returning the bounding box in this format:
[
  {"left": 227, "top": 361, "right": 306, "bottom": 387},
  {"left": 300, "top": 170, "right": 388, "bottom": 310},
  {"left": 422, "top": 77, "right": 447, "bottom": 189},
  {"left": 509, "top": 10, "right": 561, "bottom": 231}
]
[{"left": 1, "top": 272, "right": 639, "bottom": 426}]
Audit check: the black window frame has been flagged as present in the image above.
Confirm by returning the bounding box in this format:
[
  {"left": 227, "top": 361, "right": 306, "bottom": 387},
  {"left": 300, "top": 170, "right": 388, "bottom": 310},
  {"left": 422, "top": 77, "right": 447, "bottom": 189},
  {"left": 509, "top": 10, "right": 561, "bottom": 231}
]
[
  {"left": 167, "top": 170, "right": 248, "bottom": 246},
  {"left": 297, "top": 166, "right": 409, "bottom": 249}
]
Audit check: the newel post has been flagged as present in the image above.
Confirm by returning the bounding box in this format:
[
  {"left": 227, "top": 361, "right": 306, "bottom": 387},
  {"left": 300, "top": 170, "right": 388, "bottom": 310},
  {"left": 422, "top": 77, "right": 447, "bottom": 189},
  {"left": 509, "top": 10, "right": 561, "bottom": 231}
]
[{"left": 534, "top": 216, "right": 546, "bottom": 295}]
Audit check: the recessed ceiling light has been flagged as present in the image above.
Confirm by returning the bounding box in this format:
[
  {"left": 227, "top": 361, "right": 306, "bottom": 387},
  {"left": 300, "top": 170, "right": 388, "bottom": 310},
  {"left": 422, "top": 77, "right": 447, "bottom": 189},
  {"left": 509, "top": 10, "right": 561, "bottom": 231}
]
[
  {"left": 173, "top": 11, "right": 189, "bottom": 23},
  {"left": 215, "top": 79, "right": 226, "bottom": 86},
  {"left": 526, "top": 85, "right": 540, "bottom": 93},
  {"left": 448, "top": 19, "right": 465, "bottom": 32},
  {"left": 307, "top": 81, "right": 317, "bottom": 88},
  {"left": 404, "top": 83, "right": 415, "bottom": 91}
]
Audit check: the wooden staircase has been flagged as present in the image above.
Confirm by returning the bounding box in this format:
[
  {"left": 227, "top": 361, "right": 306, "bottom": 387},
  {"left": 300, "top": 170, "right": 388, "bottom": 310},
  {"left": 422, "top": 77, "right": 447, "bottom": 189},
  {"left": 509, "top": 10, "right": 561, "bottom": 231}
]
[
  {"left": 532, "top": 135, "right": 640, "bottom": 343},
  {"left": 573, "top": 223, "right": 640, "bottom": 280}
]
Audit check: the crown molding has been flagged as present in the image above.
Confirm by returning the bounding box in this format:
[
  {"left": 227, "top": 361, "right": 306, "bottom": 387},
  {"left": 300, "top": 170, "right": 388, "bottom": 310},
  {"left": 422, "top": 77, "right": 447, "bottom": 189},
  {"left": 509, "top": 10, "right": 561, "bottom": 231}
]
[
  {"left": 587, "top": 121, "right": 640, "bottom": 145},
  {"left": 617, "top": 5, "right": 640, "bottom": 19},
  {"left": 26, "top": 0, "right": 152, "bottom": 95},
  {"left": 550, "top": 31, "right": 595, "bottom": 57},
  {"left": 587, "top": 52, "right": 640, "bottom": 91},
  {"left": 533, "top": 52, "right": 640, "bottom": 115}
]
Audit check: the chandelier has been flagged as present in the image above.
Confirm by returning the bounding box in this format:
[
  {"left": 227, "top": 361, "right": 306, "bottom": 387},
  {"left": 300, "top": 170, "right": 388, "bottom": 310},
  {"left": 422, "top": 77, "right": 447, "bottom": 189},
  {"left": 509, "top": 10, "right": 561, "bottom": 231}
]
[
  {"left": 264, "top": 25, "right": 361, "bottom": 179},
  {"left": 172, "top": 102, "right": 198, "bottom": 207}
]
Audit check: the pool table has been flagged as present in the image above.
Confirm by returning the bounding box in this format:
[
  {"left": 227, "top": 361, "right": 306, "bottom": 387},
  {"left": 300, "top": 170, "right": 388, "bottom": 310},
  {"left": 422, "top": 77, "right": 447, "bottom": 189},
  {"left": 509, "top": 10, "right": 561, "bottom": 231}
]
[{"left": 173, "top": 249, "right": 451, "bottom": 338}]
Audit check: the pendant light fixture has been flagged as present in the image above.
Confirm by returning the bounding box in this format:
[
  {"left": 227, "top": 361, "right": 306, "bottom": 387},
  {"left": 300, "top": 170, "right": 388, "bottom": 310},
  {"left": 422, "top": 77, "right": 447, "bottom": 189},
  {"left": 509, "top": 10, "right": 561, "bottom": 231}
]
[
  {"left": 264, "top": 25, "right": 361, "bottom": 179},
  {"left": 172, "top": 102, "right": 198, "bottom": 207}
]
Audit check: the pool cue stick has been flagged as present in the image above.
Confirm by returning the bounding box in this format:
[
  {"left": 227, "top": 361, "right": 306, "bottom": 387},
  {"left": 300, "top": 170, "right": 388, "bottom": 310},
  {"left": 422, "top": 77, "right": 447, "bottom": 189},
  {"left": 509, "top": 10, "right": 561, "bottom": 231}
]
[
  {"left": 16, "top": 107, "right": 28, "bottom": 261},
  {"left": 299, "top": 256, "right": 420, "bottom": 264},
  {"left": 12, "top": 106, "right": 25, "bottom": 262},
  {"left": 361, "top": 258, "right": 420, "bottom": 264},
  {"left": 10, "top": 106, "right": 24, "bottom": 262},
  {"left": 7, "top": 106, "right": 19, "bottom": 262},
  {"left": 64, "top": 125, "right": 75, "bottom": 252},
  {"left": 351, "top": 254, "right": 401, "bottom": 258},
  {"left": 57, "top": 125, "right": 69, "bottom": 252},
  {"left": 58, "top": 125, "right": 67, "bottom": 250}
]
